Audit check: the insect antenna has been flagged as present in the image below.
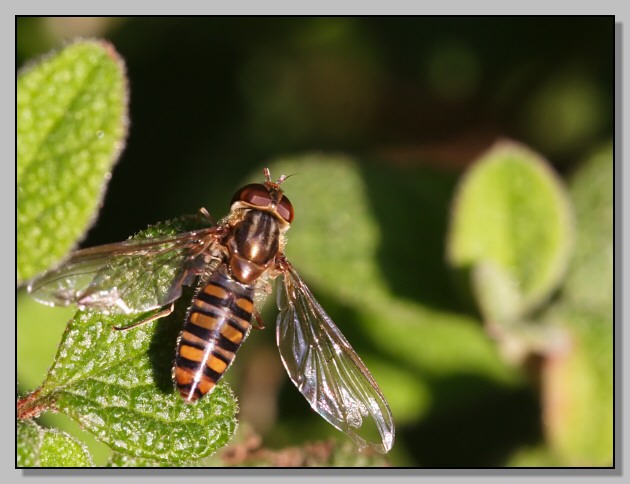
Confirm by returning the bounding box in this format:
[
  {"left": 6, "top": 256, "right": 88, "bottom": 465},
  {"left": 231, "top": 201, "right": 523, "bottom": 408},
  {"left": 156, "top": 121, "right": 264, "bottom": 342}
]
[{"left": 263, "top": 167, "right": 295, "bottom": 186}]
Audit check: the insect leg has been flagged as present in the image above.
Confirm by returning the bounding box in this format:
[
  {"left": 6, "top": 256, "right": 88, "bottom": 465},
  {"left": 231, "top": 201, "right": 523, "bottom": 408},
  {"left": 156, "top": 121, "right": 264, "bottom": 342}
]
[
  {"left": 113, "top": 303, "right": 175, "bottom": 331},
  {"left": 198, "top": 207, "right": 216, "bottom": 225},
  {"left": 252, "top": 311, "right": 266, "bottom": 330}
]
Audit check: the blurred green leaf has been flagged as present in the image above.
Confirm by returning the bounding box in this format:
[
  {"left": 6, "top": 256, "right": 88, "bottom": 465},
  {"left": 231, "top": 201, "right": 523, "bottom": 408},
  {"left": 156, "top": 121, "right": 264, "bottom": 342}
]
[
  {"left": 470, "top": 262, "right": 566, "bottom": 364},
  {"left": 18, "top": 420, "right": 94, "bottom": 467},
  {"left": 541, "top": 309, "right": 613, "bottom": 466},
  {"left": 507, "top": 444, "right": 562, "bottom": 467},
  {"left": 470, "top": 260, "right": 522, "bottom": 325},
  {"left": 17, "top": 39, "right": 128, "bottom": 283},
  {"left": 562, "top": 142, "right": 613, "bottom": 316},
  {"left": 262, "top": 155, "right": 521, "bottom": 431},
  {"left": 539, "top": 142, "right": 613, "bottom": 466},
  {"left": 447, "top": 140, "right": 574, "bottom": 320}
]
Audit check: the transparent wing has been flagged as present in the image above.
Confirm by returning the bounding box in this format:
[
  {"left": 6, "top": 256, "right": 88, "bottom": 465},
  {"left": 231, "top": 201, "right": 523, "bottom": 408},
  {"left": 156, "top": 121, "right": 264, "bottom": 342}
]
[
  {"left": 28, "top": 227, "right": 223, "bottom": 314},
  {"left": 276, "top": 260, "right": 395, "bottom": 454}
]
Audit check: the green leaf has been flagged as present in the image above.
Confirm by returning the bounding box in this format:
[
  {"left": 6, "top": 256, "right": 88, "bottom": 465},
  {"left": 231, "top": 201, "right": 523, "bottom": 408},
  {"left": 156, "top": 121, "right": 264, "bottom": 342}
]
[
  {"left": 17, "top": 39, "right": 129, "bottom": 283},
  {"left": 107, "top": 452, "right": 182, "bottom": 467},
  {"left": 541, "top": 308, "right": 613, "bottom": 466},
  {"left": 562, "top": 142, "right": 613, "bottom": 316},
  {"left": 507, "top": 445, "right": 563, "bottom": 467},
  {"left": 18, "top": 420, "right": 94, "bottom": 467},
  {"left": 17, "top": 289, "right": 74, "bottom": 394},
  {"left": 17, "top": 419, "right": 41, "bottom": 467},
  {"left": 446, "top": 140, "right": 574, "bottom": 320},
  {"left": 23, "top": 217, "right": 237, "bottom": 464},
  {"left": 470, "top": 260, "right": 522, "bottom": 325},
  {"left": 260, "top": 155, "right": 521, "bottom": 430},
  {"left": 470, "top": 262, "right": 566, "bottom": 364},
  {"left": 539, "top": 143, "right": 613, "bottom": 466}
]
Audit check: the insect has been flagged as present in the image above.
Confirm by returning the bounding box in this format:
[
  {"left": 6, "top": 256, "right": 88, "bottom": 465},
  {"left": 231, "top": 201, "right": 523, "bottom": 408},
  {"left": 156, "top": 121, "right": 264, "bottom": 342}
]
[{"left": 28, "top": 168, "right": 394, "bottom": 454}]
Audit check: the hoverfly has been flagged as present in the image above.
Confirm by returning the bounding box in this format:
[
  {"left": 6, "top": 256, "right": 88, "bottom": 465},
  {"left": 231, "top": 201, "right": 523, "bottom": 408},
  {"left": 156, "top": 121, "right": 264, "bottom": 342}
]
[{"left": 27, "top": 168, "right": 394, "bottom": 454}]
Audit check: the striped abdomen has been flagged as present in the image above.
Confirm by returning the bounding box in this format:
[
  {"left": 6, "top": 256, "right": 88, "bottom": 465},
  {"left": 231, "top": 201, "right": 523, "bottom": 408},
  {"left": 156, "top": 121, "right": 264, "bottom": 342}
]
[{"left": 174, "top": 269, "right": 254, "bottom": 402}]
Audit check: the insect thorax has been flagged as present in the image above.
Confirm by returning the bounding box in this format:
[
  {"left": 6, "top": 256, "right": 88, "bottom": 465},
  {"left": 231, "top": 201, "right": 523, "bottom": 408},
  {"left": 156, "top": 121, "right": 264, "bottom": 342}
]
[{"left": 226, "top": 209, "right": 284, "bottom": 285}]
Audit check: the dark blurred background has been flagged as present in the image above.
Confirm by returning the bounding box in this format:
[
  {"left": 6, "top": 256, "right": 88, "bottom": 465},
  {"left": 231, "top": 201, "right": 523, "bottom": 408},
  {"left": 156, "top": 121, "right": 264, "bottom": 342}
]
[
  {"left": 17, "top": 16, "right": 613, "bottom": 246},
  {"left": 16, "top": 16, "right": 614, "bottom": 467}
]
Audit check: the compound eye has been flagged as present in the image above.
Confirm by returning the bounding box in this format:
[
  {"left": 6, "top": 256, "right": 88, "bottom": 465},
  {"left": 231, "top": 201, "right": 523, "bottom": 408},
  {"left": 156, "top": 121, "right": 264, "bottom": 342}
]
[
  {"left": 277, "top": 194, "right": 294, "bottom": 223},
  {"left": 231, "top": 184, "right": 272, "bottom": 208}
]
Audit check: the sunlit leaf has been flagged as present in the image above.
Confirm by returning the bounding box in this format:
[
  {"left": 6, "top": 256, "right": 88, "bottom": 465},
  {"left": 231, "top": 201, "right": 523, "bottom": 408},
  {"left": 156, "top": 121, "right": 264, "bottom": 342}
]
[
  {"left": 17, "top": 39, "right": 128, "bottom": 283},
  {"left": 447, "top": 140, "right": 574, "bottom": 320},
  {"left": 17, "top": 420, "right": 94, "bottom": 467},
  {"left": 20, "top": 217, "right": 237, "bottom": 464},
  {"left": 107, "top": 452, "right": 185, "bottom": 467}
]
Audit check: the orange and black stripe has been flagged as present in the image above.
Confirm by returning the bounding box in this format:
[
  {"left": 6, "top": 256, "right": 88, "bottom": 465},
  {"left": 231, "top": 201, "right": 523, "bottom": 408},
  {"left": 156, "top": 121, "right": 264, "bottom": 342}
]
[{"left": 174, "top": 269, "right": 254, "bottom": 402}]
